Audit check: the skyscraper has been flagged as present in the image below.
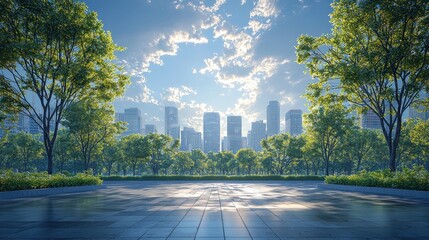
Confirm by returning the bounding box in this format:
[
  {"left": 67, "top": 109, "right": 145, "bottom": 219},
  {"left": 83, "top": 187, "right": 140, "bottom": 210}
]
[
  {"left": 180, "top": 127, "right": 202, "bottom": 151},
  {"left": 267, "top": 100, "right": 280, "bottom": 136},
  {"left": 203, "top": 112, "right": 220, "bottom": 153},
  {"left": 123, "top": 107, "right": 142, "bottom": 135},
  {"left": 144, "top": 124, "right": 157, "bottom": 134},
  {"left": 360, "top": 110, "right": 381, "bottom": 129},
  {"left": 409, "top": 92, "right": 429, "bottom": 120},
  {"left": 227, "top": 116, "right": 242, "bottom": 153},
  {"left": 249, "top": 120, "right": 267, "bottom": 152},
  {"left": 285, "top": 109, "right": 303, "bottom": 136},
  {"left": 165, "top": 106, "right": 179, "bottom": 140}
]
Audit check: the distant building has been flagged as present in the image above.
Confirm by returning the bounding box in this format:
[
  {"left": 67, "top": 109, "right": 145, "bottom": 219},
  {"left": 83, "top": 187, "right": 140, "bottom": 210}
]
[
  {"left": 267, "top": 100, "right": 280, "bottom": 136},
  {"left": 227, "top": 116, "right": 242, "bottom": 153},
  {"left": 180, "top": 127, "right": 202, "bottom": 151},
  {"left": 360, "top": 110, "right": 381, "bottom": 129},
  {"left": 285, "top": 109, "right": 303, "bottom": 136},
  {"left": 115, "top": 112, "right": 125, "bottom": 122},
  {"left": 249, "top": 120, "right": 267, "bottom": 152},
  {"left": 203, "top": 112, "right": 220, "bottom": 153},
  {"left": 222, "top": 136, "right": 229, "bottom": 152},
  {"left": 165, "top": 106, "right": 180, "bottom": 140},
  {"left": 0, "top": 112, "right": 29, "bottom": 138},
  {"left": 29, "top": 114, "right": 42, "bottom": 135},
  {"left": 144, "top": 124, "right": 157, "bottom": 134},
  {"left": 123, "top": 107, "right": 142, "bottom": 135},
  {"left": 409, "top": 92, "right": 429, "bottom": 120}
]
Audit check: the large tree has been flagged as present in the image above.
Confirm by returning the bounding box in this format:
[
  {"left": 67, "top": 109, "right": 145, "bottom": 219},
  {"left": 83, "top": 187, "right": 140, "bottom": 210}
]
[
  {"left": 145, "top": 134, "right": 179, "bottom": 175},
  {"left": 0, "top": 0, "right": 129, "bottom": 173},
  {"left": 261, "top": 133, "right": 295, "bottom": 175},
  {"left": 9, "top": 131, "right": 43, "bottom": 171},
  {"left": 305, "top": 103, "right": 352, "bottom": 175},
  {"left": 296, "top": 0, "right": 429, "bottom": 171},
  {"left": 235, "top": 148, "right": 258, "bottom": 175},
  {"left": 62, "top": 101, "right": 125, "bottom": 172}
]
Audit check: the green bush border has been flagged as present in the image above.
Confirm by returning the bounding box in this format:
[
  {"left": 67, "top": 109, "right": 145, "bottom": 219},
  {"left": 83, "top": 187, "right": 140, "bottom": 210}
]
[
  {"left": 325, "top": 166, "right": 429, "bottom": 191},
  {"left": 101, "top": 175, "right": 325, "bottom": 181},
  {"left": 0, "top": 171, "right": 103, "bottom": 191}
]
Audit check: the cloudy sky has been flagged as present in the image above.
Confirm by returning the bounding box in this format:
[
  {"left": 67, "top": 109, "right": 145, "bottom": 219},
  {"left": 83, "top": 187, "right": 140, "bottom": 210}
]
[{"left": 83, "top": 0, "right": 333, "bottom": 136}]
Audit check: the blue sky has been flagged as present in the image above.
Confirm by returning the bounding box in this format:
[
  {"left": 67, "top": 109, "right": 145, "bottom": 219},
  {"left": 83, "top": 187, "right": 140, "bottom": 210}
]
[{"left": 83, "top": 0, "right": 333, "bottom": 136}]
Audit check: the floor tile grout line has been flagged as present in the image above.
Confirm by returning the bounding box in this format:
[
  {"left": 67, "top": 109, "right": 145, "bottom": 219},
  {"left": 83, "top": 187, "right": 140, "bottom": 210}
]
[
  {"left": 217, "top": 183, "right": 226, "bottom": 240},
  {"left": 193, "top": 184, "right": 214, "bottom": 240},
  {"left": 164, "top": 186, "right": 210, "bottom": 240},
  {"left": 222, "top": 184, "right": 254, "bottom": 240}
]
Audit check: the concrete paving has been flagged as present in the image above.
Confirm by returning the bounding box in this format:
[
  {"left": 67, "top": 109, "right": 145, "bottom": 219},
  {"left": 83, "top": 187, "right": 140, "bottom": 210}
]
[{"left": 0, "top": 181, "right": 428, "bottom": 239}]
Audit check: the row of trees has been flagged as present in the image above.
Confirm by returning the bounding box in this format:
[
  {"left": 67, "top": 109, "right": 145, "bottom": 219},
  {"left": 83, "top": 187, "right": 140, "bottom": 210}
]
[
  {"left": 1, "top": 0, "right": 428, "bottom": 175},
  {"left": 1, "top": 108, "right": 428, "bottom": 175}
]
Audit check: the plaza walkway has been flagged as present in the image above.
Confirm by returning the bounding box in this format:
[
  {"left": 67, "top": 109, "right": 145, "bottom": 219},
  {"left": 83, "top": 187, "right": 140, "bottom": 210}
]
[{"left": 0, "top": 181, "right": 428, "bottom": 239}]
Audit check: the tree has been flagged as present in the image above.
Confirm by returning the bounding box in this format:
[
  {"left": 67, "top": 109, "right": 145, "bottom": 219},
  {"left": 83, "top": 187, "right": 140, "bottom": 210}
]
[
  {"left": 63, "top": 101, "right": 125, "bottom": 172},
  {"left": 296, "top": 0, "right": 429, "bottom": 172},
  {"left": 0, "top": 0, "right": 129, "bottom": 173},
  {"left": 121, "top": 134, "right": 149, "bottom": 176},
  {"left": 235, "top": 148, "right": 258, "bottom": 175},
  {"left": 100, "top": 139, "right": 124, "bottom": 176},
  {"left": 9, "top": 132, "right": 44, "bottom": 171},
  {"left": 216, "top": 151, "right": 235, "bottom": 175},
  {"left": 54, "top": 129, "right": 76, "bottom": 173},
  {"left": 172, "top": 152, "right": 193, "bottom": 175},
  {"left": 145, "top": 134, "right": 179, "bottom": 175},
  {"left": 261, "top": 133, "right": 293, "bottom": 175},
  {"left": 190, "top": 149, "right": 207, "bottom": 175},
  {"left": 305, "top": 104, "right": 352, "bottom": 175}
]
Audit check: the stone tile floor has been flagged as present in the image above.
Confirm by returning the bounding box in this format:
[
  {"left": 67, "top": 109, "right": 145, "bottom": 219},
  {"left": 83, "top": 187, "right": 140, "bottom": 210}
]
[{"left": 0, "top": 181, "right": 428, "bottom": 239}]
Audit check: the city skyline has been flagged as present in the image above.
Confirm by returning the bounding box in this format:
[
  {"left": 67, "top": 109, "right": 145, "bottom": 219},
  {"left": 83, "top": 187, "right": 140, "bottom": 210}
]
[{"left": 82, "top": 0, "right": 334, "bottom": 136}]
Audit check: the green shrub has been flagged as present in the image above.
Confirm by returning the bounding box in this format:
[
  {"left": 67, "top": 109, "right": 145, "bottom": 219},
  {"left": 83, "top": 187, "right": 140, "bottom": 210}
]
[
  {"left": 325, "top": 166, "right": 429, "bottom": 191},
  {"left": 101, "top": 175, "right": 325, "bottom": 181},
  {"left": 0, "top": 171, "right": 103, "bottom": 191}
]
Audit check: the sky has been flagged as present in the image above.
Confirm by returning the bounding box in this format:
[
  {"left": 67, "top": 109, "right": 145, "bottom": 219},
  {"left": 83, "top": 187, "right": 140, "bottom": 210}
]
[{"left": 83, "top": 0, "right": 333, "bottom": 136}]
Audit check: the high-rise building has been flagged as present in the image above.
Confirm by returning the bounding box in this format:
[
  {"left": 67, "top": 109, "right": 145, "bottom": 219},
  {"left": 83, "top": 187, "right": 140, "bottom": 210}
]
[
  {"left": 227, "top": 116, "right": 242, "bottom": 153},
  {"left": 409, "top": 92, "right": 429, "bottom": 120},
  {"left": 180, "top": 127, "right": 202, "bottom": 151},
  {"left": 285, "top": 109, "right": 303, "bottom": 136},
  {"left": 249, "top": 120, "right": 267, "bottom": 152},
  {"left": 29, "top": 114, "right": 42, "bottom": 135},
  {"left": 115, "top": 112, "right": 125, "bottom": 122},
  {"left": 165, "top": 106, "right": 179, "bottom": 140},
  {"left": 360, "top": 110, "right": 381, "bottom": 129},
  {"left": 267, "top": 101, "right": 280, "bottom": 136},
  {"left": 203, "top": 112, "right": 220, "bottom": 153},
  {"left": 123, "top": 107, "right": 142, "bottom": 135},
  {"left": 0, "top": 112, "right": 29, "bottom": 138},
  {"left": 144, "top": 124, "right": 157, "bottom": 134},
  {"left": 222, "top": 136, "right": 229, "bottom": 152}
]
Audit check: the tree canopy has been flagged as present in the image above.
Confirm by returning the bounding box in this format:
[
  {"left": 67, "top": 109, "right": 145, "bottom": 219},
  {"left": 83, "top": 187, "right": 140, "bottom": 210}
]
[
  {"left": 0, "top": 0, "right": 129, "bottom": 173},
  {"left": 296, "top": 0, "right": 429, "bottom": 171}
]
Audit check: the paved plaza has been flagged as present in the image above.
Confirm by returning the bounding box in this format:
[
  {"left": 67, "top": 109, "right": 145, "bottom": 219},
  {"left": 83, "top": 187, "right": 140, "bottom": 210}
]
[{"left": 0, "top": 181, "right": 428, "bottom": 239}]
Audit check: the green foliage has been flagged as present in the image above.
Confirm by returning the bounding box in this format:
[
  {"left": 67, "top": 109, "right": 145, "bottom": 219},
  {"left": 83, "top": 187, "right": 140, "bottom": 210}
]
[
  {"left": 304, "top": 104, "right": 353, "bottom": 175},
  {"left": 296, "top": 0, "right": 429, "bottom": 172},
  {"left": 0, "top": 0, "right": 130, "bottom": 173},
  {"left": 101, "top": 175, "right": 325, "bottom": 181},
  {"left": 0, "top": 171, "right": 102, "bottom": 191},
  {"left": 63, "top": 101, "right": 125, "bottom": 171},
  {"left": 325, "top": 166, "right": 429, "bottom": 191},
  {"left": 235, "top": 148, "right": 258, "bottom": 174}
]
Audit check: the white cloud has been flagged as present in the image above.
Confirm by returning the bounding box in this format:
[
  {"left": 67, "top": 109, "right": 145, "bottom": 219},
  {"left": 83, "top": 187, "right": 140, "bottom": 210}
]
[
  {"left": 126, "top": 85, "right": 159, "bottom": 105},
  {"left": 250, "top": 0, "right": 279, "bottom": 18},
  {"left": 139, "top": 30, "right": 208, "bottom": 75},
  {"left": 162, "top": 86, "right": 198, "bottom": 108}
]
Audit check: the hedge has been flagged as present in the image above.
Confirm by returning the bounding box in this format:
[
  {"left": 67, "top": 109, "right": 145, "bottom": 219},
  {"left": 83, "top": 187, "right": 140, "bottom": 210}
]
[
  {"left": 0, "top": 171, "right": 103, "bottom": 191},
  {"left": 325, "top": 166, "right": 429, "bottom": 191}
]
